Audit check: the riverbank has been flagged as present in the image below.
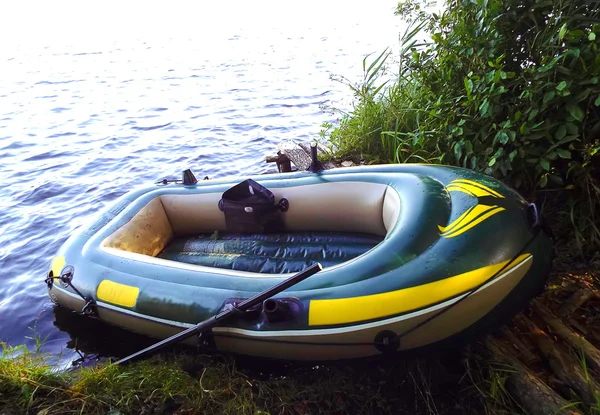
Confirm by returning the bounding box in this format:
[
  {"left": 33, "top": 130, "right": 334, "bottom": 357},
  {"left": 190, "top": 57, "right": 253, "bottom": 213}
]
[{"left": 1, "top": 329, "right": 484, "bottom": 414}]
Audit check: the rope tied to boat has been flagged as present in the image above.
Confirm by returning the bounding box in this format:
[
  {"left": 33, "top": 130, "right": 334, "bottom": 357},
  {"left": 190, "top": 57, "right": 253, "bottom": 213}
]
[{"left": 45, "top": 266, "right": 98, "bottom": 317}]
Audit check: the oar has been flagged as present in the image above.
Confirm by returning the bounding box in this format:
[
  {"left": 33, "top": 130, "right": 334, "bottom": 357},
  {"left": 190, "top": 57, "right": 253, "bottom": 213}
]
[{"left": 114, "top": 262, "right": 323, "bottom": 366}]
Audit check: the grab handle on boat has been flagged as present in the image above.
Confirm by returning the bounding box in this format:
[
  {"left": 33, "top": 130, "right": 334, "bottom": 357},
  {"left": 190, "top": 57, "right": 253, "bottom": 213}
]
[
  {"left": 527, "top": 202, "right": 540, "bottom": 229},
  {"left": 113, "top": 262, "right": 323, "bottom": 366}
]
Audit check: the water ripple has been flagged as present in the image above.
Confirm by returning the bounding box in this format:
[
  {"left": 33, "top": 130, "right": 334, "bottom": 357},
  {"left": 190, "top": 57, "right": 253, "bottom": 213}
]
[{"left": 0, "top": 0, "right": 404, "bottom": 365}]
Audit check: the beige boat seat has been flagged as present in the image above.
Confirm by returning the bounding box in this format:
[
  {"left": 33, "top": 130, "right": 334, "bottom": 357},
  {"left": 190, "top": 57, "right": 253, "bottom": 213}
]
[{"left": 102, "top": 181, "right": 401, "bottom": 259}]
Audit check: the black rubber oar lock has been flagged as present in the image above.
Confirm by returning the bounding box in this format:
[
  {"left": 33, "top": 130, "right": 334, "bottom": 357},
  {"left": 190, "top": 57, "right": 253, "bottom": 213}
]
[
  {"left": 308, "top": 143, "right": 323, "bottom": 173},
  {"left": 182, "top": 169, "right": 198, "bottom": 185},
  {"left": 220, "top": 298, "right": 262, "bottom": 321}
]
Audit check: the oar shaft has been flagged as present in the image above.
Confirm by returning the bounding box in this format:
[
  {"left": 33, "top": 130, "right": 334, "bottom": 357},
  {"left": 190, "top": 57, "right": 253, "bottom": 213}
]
[{"left": 114, "top": 262, "right": 322, "bottom": 366}]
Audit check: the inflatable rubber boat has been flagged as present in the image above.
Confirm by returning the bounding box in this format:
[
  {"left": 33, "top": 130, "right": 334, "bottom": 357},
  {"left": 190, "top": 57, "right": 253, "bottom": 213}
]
[{"left": 45, "top": 163, "right": 553, "bottom": 361}]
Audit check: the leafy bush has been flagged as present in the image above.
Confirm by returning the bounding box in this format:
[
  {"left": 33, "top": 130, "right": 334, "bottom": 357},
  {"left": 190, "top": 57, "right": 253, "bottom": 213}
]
[{"left": 323, "top": 0, "right": 600, "bottom": 256}]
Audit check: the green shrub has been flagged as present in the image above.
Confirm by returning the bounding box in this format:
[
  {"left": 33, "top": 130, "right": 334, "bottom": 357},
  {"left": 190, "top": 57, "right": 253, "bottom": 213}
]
[{"left": 323, "top": 0, "right": 600, "bottom": 256}]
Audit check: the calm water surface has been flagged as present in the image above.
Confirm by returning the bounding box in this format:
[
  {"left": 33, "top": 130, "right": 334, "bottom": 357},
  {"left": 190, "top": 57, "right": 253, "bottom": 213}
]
[{"left": 0, "top": 0, "right": 405, "bottom": 366}]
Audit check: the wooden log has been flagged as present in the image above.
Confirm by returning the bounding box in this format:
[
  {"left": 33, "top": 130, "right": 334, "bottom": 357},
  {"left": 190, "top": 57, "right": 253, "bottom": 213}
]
[
  {"left": 500, "top": 325, "right": 540, "bottom": 367},
  {"left": 276, "top": 140, "right": 335, "bottom": 171},
  {"left": 532, "top": 299, "right": 600, "bottom": 371},
  {"left": 265, "top": 153, "right": 292, "bottom": 173},
  {"left": 558, "top": 288, "right": 596, "bottom": 318},
  {"left": 566, "top": 318, "right": 590, "bottom": 338},
  {"left": 485, "top": 336, "right": 581, "bottom": 415},
  {"left": 514, "top": 313, "right": 600, "bottom": 407}
]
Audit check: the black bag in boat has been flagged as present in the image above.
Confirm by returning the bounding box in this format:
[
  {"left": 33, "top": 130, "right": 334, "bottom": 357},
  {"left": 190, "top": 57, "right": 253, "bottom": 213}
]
[{"left": 218, "top": 179, "right": 289, "bottom": 233}]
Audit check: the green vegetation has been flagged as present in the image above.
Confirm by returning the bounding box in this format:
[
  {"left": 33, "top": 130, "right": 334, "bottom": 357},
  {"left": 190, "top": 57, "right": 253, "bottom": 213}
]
[
  {"left": 0, "top": 342, "right": 483, "bottom": 414},
  {"left": 321, "top": 0, "right": 600, "bottom": 257}
]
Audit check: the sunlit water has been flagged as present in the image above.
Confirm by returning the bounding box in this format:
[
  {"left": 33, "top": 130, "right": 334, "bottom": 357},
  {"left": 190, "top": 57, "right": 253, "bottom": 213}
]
[{"left": 0, "top": 0, "right": 407, "bottom": 366}]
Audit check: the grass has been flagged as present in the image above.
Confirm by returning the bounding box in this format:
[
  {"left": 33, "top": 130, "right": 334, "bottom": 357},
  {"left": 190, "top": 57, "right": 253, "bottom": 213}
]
[
  {"left": 0, "top": 341, "right": 486, "bottom": 415},
  {"left": 320, "top": 55, "right": 445, "bottom": 167}
]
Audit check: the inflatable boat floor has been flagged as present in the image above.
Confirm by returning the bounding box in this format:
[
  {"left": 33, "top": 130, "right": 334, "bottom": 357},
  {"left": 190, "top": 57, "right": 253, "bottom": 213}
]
[{"left": 157, "top": 231, "right": 384, "bottom": 273}]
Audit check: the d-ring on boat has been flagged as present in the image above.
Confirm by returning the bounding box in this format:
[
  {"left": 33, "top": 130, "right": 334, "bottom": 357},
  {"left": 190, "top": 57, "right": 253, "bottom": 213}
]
[{"left": 46, "top": 163, "right": 553, "bottom": 361}]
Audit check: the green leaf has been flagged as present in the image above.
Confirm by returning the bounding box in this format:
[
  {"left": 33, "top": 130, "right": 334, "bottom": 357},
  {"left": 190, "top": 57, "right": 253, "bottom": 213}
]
[
  {"left": 595, "top": 95, "right": 600, "bottom": 106},
  {"left": 453, "top": 142, "right": 463, "bottom": 161},
  {"left": 528, "top": 133, "right": 546, "bottom": 140},
  {"left": 554, "top": 125, "right": 567, "bottom": 140},
  {"left": 528, "top": 108, "right": 539, "bottom": 121},
  {"left": 465, "top": 140, "right": 473, "bottom": 155},
  {"left": 566, "top": 123, "right": 578, "bottom": 134},
  {"left": 479, "top": 99, "right": 490, "bottom": 117},
  {"left": 548, "top": 135, "right": 580, "bottom": 152},
  {"left": 540, "top": 174, "right": 548, "bottom": 188},
  {"left": 543, "top": 91, "right": 555, "bottom": 104},
  {"left": 556, "top": 81, "right": 567, "bottom": 91},
  {"left": 494, "top": 70, "right": 502, "bottom": 83},
  {"left": 495, "top": 131, "right": 509, "bottom": 145},
  {"left": 365, "top": 48, "right": 390, "bottom": 84},
  {"left": 509, "top": 150, "right": 518, "bottom": 162},
  {"left": 470, "top": 156, "right": 478, "bottom": 169},
  {"left": 576, "top": 88, "right": 593, "bottom": 102},
  {"left": 580, "top": 77, "right": 599, "bottom": 86},
  {"left": 489, "top": 157, "right": 497, "bottom": 167},
  {"left": 531, "top": 121, "right": 545, "bottom": 130},
  {"left": 540, "top": 159, "right": 550, "bottom": 171},
  {"left": 557, "top": 148, "right": 571, "bottom": 159},
  {"left": 514, "top": 111, "right": 522, "bottom": 122},
  {"left": 556, "top": 65, "right": 571, "bottom": 76},
  {"left": 520, "top": 123, "right": 527, "bottom": 134},
  {"left": 558, "top": 88, "right": 571, "bottom": 97},
  {"left": 566, "top": 104, "right": 585, "bottom": 121},
  {"left": 464, "top": 78, "right": 473, "bottom": 95},
  {"left": 559, "top": 23, "right": 568, "bottom": 40},
  {"left": 590, "top": 32, "right": 597, "bottom": 41}
]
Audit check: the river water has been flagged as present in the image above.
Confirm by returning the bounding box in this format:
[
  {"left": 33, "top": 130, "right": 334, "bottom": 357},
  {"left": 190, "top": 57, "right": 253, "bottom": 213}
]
[{"left": 0, "top": 0, "right": 406, "bottom": 366}]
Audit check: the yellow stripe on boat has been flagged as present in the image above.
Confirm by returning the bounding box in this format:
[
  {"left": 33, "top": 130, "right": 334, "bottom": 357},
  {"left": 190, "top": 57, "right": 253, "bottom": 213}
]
[
  {"left": 308, "top": 253, "right": 531, "bottom": 326},
  {"left": 51, "top": 256, "right": 66, "bottom": 277},
  {"left": 447, "top": 179, "right": 504, "bottom": 198},
  {"left": 437, "top": 206, "right": 475, "bottom": 235},
  {"left": 97, "top": 280, "right": 140, "bottom": 308},
  {"left": 439, "top": 204, "right": 505, "bottom": 238},
  {"left": 446, "top": 184, "right": 478, "bottom": 198}
]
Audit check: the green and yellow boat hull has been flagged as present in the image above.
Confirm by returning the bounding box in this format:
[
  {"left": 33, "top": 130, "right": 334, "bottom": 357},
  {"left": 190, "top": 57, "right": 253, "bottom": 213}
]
[{"left": 46, "top": 164, "right": 553, "bottom": 361}]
